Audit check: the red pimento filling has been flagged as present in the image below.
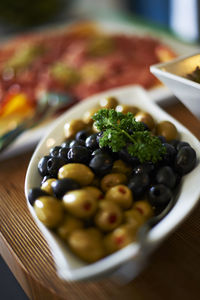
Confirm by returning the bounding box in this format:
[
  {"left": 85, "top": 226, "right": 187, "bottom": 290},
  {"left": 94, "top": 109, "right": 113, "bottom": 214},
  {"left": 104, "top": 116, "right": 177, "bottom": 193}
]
[
  {"left": 83, "top": 201, "right": 92, "bottom": 211},
  {"left": 135, "top": 207, "right": 144, "bottom": 215},
  {"left": 118, "top": 187, "right": 126, "bottom": 194},
  {"left": 108, "top": 214, "right": 117, "bottom": 224},
  {"left": 98, "top": 194, "right": 104, "bottom": 200},
  {"left": 115, "top": 235, "right": 124, "bottom": 245}
]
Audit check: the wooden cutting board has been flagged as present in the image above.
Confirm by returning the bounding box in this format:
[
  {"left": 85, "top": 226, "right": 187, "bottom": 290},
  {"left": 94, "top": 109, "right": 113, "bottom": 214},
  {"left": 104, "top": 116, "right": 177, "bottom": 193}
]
[{"left": 1, "top": 99, "right": 200, "bottom": 300}]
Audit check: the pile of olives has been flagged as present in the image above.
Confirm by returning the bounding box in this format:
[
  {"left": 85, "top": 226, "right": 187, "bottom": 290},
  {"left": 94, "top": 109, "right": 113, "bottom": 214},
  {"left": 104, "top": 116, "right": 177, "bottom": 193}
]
[{"left": 28, "top": 96, "right": 197, "bottom": 263}]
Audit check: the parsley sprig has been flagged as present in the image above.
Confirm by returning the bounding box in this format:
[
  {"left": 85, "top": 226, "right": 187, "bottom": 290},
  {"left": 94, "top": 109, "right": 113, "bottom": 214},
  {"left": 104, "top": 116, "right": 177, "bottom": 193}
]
[{"left": 93, "top": 108, "right": 166, "bottom": 163}]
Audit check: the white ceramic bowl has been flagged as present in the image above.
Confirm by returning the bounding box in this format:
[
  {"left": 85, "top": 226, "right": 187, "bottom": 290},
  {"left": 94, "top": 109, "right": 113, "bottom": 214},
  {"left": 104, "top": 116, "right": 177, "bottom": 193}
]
[
  {"left": 150, "top": 52, "right": 200, "bottom": 118},
  {"left": 25, "top": 85, "right": 200, "bottom": 281}
]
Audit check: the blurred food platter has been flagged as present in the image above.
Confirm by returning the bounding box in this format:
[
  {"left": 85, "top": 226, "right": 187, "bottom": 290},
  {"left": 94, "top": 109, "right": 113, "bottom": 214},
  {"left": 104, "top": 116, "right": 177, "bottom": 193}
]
[{"left": 0, "top": 20, "right": 198, "bottom": 159}]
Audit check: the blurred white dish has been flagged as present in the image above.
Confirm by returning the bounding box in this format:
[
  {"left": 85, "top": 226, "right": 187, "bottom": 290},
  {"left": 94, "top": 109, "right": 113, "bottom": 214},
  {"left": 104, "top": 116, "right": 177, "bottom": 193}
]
[
  {"left": 150, "top": 52, "right": 200, "bottom": 118},
  {"left": 25, "top": 85, "right": 200, "bottom": 281}
]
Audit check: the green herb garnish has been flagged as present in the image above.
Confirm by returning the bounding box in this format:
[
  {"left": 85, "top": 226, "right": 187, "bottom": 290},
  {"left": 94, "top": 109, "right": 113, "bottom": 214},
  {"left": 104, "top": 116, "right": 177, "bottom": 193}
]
[{"left": 93, "top": 108, "right": 166, "bottom": 163}]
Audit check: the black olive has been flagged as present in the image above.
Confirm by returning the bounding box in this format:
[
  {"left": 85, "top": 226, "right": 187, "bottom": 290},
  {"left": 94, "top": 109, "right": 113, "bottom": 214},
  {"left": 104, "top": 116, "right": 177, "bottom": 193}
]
[
  {"left": 68, "top": 146, "right": 91, "bottom": 164},
  {"left": 92, "top": 148, "right": 105, "bottom": 156},
  {"left": 174, "top": 146, "right": 196, "bottom": 175},
  {"left": 148, "top": 184, "right": 172, "bottom": 209},
  {"left": 132, "top": 162, "right": 155, "bottom": 176},
  {"left": 160, "top": 143, "right": 176, "bottom": 165},
  {"left": 38, "top": 156, "right": 51, "bottom": 176},
  {"left": 128, "top": 173, "right": 150, "bottom": 198},
  {"left": 28, "top": 188, "right": 49, "bottom": 206},
  {"left": 41, "top": 175, "right": 56, "bottom": 185},
  {"left": 75, "top": 130, "right": 89, "bottom": 142},
  {"left": 47, "top": 157, "right": 66, "bottom": 177},
  {"left": 89, "top": 153, "right": 113, "bottom": 176},
  {"left": 58, "top": 147, "right": 69, "bottom": 161},
  {"left": 155, "top": 166, "right": 177, "bottom": 188},
  {"left": 85, "top": 133, "right": 99, "bottom": 150},
  {"left": 169, "top": 139, "right": 180, "bottom": 148},
  {"left": 61, "top": 139, "right": 73, "bottom": 148},
  {"left": 49, "top": 146, "right": 61, "bottom": 157},
  {"left": 119, "top": 148, "right": 139, "bottom": 166},
  {"left": 69, "top": 140, "right": 85, "bottom": 148},
  {"left": 52, "top": 178, "right": 81, "bottom": 199},
  {"left": 176, "top": 141, "right": 190, "bottom": 151}
]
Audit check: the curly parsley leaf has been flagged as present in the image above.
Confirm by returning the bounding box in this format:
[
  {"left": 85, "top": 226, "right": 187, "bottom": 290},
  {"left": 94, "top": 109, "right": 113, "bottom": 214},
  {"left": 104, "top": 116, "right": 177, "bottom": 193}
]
[{"left": 93, "top": 108, "right": 166, "bottom": 163}]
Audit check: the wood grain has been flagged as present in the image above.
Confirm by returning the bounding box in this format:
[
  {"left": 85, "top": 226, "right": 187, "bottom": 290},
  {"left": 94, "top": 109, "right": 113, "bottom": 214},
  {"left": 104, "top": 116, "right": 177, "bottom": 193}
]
[{"left": 0, "top": 99, "right": 200, "bottom": 300}]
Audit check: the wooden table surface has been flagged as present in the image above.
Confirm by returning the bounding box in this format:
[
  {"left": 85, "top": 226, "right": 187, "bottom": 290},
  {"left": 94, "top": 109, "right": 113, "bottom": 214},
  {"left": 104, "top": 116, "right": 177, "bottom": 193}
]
[{"left": 0, "top": 98, "right": 200, "bottom": 300}]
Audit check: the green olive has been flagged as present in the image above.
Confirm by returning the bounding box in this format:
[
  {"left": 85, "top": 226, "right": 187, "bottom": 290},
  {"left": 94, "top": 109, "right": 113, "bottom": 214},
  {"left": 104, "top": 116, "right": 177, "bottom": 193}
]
[
  {"left": 132, "top": 200, "right": 153, "bottom": 220},
  {"left": 83, "top": 106, "right": 100, "bottom": 125},
  {"left": 94, "top": 200, "right": 122, "bottom": 232},
  {"left": 101, "top": 173, "right": 127, "bottom": 192},
  {"left": 104, "top": 224, "right": 136, "bottom": 254},
  {"left": 112, "top": 160, "right": 132, "bottom": 176},
  {"left": 62, "top": 190, "right": 97, "bottom": 219},
  {"left": 115, "top": 104, "right": 138, "bottom": 115},
  {"left": 124, "top": 209, "right": 146, "bottom": 228},
  {"left": 58, "top": 163, "right": 94, "bottom": 186},
  {"left": 83, "top": 186, "right": 104, "bottom": 201},
  {"left": 41, "top": 178, "right": 56, "bottom": 195},
  {"left": 68, "top": 228, "right": 105, "bottom": 262},
  {"left": 105, "top": 185, "right": 133, "bottom": 209},
  {"left": 57, "top": 215, "right": 83, "bottom": 241},
  {"left": 64, "top": 119, "right": 86, "bottom": 139},
  {"left": 135, "top": 111, "right": 155, "bottom": 130},
  {"left": 99, "top": 96, "right": 118, "bottom": 109},
  {"left": 34, "top": 196, "right": 64, "bottom": 228},
  {"left": 156, "top": 120, "right": 178, "bottom": 141}
]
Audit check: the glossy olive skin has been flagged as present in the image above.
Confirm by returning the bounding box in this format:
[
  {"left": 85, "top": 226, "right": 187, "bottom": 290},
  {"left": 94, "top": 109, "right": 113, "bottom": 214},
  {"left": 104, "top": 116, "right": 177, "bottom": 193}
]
[
  {"left": 115, "top": 104, "right": 138, "bottom": 115},
  {"left": 128, "top": 173, "right": 150, "bottom": 198},
  {"left": 124, "top": 209, "right": 146, "bottom": 227},
  {"left": 38, "top": 156, "right": 51, "bottom": 176},
  {"left": 67, "top": 146, "right": 91, "bottom": 164},
  {"left": 134, "top": 111, "right": 155, "bottom": 130},
  {"left": 89, "top": 153, "right": 113, "bottom": 176},
  {"left": 156, "top": 121, "right": 178, "bottom": 141},
  {"left": 58, "top": 163, "right": 94, "bottom": 186},
  {"left": 57, "top": 215, "right": 83, "bottom": 241},
  {"left": 148, "top": 184, "right": 172, "bottom": 211},
  {"left": 132, "top": 200, "right": 153, "bottom": 220},
  {"left": 155, "top": 166, "right": 176, "bottom": 188},
  {"left": 46, "top": 157, "right": 67, "bottom": 177},
  {"left": 28, "top": 188, "right": 49, "bottom": 206},
  {"left": 62, "top": 190, "right": 97, "bottom": 219},
  {"left": 101, "top": 173, "right": 127, "bottom": 192},
  {"left": 51, "top": 178, "right": 81, "bottom": 199},
  {"left": 83, "top": 186, "right": 104, "bottom": 201},
  {"left": 105, "top": 185, "right": 133, "bottom": 209},
  {"left": 104, "top": 224, "right": 137, "bottom": 254},
  {"left": 64, "top": 119, "right": 86, "bottom": 139},
  {"left": 68, "top": 228, "right": 105, "bottom": 262},
  {"left": 99, "top": 96, "right": 118, "bottom": 109},
  {"left": 41, "top": 178, "right": 56, "bottom": 195},
  {"left": 85, "top": 133, "right": 99, "bottom": 150},
  {"left": 34, "top": 196, "right": 64, "bottom": 228},
  {"left": 174, "top": 146, "right": 197, "bottom": 175},
  {"left": 95, "top": 200, "right": 122, "bottom": 232}
]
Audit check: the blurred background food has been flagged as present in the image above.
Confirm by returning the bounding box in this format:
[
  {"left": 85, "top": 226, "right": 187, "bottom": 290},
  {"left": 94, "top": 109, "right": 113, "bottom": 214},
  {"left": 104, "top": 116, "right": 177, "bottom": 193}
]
[{"left": 0, "top": 0, "right": 199, "bottom": 144}]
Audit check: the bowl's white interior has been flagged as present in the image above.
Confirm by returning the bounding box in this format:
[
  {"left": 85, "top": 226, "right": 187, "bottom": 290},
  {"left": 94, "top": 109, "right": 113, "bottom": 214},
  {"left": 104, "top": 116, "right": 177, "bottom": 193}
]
[{"left": 25, "top": 85, "right": 200, "bottom": 281}]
